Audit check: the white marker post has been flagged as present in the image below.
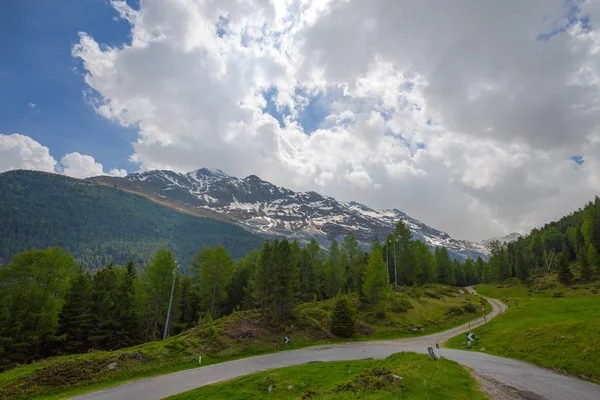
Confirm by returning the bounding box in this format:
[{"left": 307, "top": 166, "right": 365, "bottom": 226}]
[
  {"left": 435, "top": 343, "right": 441, "bottom": 359},
  {"left": 199, "top": 355, "right": 202, "bottom": 364}
]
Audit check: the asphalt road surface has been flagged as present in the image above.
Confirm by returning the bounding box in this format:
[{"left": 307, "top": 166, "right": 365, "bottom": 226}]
[{"left": 72, "top": 288, "right": 600, "bottom": 400}]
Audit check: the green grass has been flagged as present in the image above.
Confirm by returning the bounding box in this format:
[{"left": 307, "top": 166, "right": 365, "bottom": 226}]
[
  {"left": 0, "top": 285, "right": 487, "bottom": 399},
  {"left": 447, "top": 276, "right": 600, "bottom": 382},
  {"left": 167, "top": 353, "right": 487, "bottom": 400}
]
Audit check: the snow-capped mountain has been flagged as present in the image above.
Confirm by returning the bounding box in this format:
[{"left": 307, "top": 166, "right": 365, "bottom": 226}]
[
  {"left": 93, "top": 168, "right": 490, "bottom": 260},
  {"left": 481, "top": 232, "right": 523, "bottom": 246}
]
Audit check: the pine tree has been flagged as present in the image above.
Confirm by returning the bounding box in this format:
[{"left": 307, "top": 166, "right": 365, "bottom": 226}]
[
  {"left": 227, "top": 250, "right": 258, "bottom": 312},
  {"left": 57, "top": 267, "right": 93, "bottom": 354},
  {"left": 306, "top": 239, "right": 325, "bottom": 299},
  {"left": 517, "top": 249, "right": 530, "bottom": 282},
  {"left": 330, "top": 295, "right": 356, "bottom": 337},
  {"left": 115, "top": 260, "right": 142, "bottom": 347},
  {"left": 434, "top": 247, "right": 455, "bottom": 285},
  {"left": 326, "top": 239, "right": 344, "bottom": 297},
  {"left": 342, "top": 233, "right": 361, "bottom": 293},
  {"left": 557, "top": 252, "right": 573, "bottom": 286},
  {"left": 529, "top": 232, "right": 543, "bottom": 271},
  {"left": 250, "top": 241, "right": 273, "bottom": 314},
  {"left": 89, "top": 263, "right": 121, "bottom": 350},
  {"left": 269, "top": 239, "right": 300, "bottom": 322},
  {"left": 582, "top": 244, "right": 600, "bottom": 275},
  {"left": 362, "top": 247, "right": 389, "bottom": 308},
  {"left": 175, "top": 275, "right": 200, "bottom": 333},
  {"left": 393, "top": 220, "right": 415, "bottom": 286}
]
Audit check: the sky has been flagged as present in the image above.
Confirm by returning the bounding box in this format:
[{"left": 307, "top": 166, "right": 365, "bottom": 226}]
[{"left": 1, "top": 0, "right": 600, "bottom": 242}]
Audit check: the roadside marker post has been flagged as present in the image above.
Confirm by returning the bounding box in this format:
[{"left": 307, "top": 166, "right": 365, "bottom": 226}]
[
  {"left": 427, "top": 347, "right": 437, "bottom": 361},
  {"left": 199, "top": 355, "right": 202, "bottom": 364},
  {"left": 284, "top": 336, "right": 290, "bottom": 345},
  {"left": 467, "top": 332, "right": 475, "bottom": 348},
  {"left": 435, "top": 343, "right": 441, "bottom": 359}
]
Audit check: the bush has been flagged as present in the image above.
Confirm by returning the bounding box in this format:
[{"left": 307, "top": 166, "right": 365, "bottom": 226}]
[
  {"left": 390, "top": 296, "right": 414, "bottom": 313},
  {"left": 552, "top": 292, "right": 564, "bottom": 298},
  {"left": 423, "top": 290, "right": 441, "bottom": 299},
  {"left": 462, "top": 303, "right": 477, "bottom": 314},
  {"left": 330, "top": 296, "right": 356, "bottom": 338},
  {"left": 446, "top": 306, "right": 464, "bottom": 316}
]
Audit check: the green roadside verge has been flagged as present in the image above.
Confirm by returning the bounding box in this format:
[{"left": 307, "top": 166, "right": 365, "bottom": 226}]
[
  {"left": 167, "top": 353, "right": 487, "bottom": 400},
  {"left": 1, "top": 286, "right": 488, "bottom": 399},
  {"left": 447, "top": 276, "right": 600, "bottom": 382}
]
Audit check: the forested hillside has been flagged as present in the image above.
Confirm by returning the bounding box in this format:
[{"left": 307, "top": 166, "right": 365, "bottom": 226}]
[
  {"left": 0, "top": 170, "right": 264, "bottom": 268},
  {"left": 485, "top": 197, "right": 600, "bottom": 283},
  {"left": 0, "top": 219, "right": 484, "bottom": 373}
]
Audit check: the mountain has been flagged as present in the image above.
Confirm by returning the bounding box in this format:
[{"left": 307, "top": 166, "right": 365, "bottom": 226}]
[
  {"left": 90, "top": 168, "right": 490, "bottom": 260},
  {"left": 481, "top": 232, "right": 523, "bottom": 246},
  {"left": 0, "top": 170, "right": 264, "bottom": 268}
]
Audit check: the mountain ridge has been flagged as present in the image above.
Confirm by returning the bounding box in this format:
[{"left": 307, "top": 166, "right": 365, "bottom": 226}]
[{"left": 91, "top": 168, "right": 490, "bottom": 260}]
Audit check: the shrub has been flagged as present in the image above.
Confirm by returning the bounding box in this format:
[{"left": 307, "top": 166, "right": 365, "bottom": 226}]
[
  {"left": 330, "top": 296, "right": 356, "bottom": 338},
  {"left": 423, "top": 290, "right": 441, "bottom": 299},
  {"left": 334, "top": 367, "right": 403, "bottom": 393},
  {"left": 390, "top": 296, "right": 414, "bottom": 313},
  {"left": 462, "top": 303, "right": 477, "bottom": 314},
  {"left": 552, "top": 292, "right": 564, "bottom": 298},
  {"left": 446, "top": 306, "right": 464, "bottom": 316}
]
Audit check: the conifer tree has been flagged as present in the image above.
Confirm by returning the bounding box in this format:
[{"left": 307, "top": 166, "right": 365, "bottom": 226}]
[
  {"left": 143, "top": 248, "right": 177, "bottom": 341},
  {"left": 342, "top": 232, "right": 361, "bottom": 292},
  {"left": 557, "top": 252, "right": 573, "bottom": 286},
  {"left": 115, "top": 260, "right": 142, "bottom": 347},
  {"left": 362, "top": 247, "right": 389, "bottom": 308},
  {"left": 269, "top": 239, "right": 300, "bottom": 322},
  {"left": 330, "top": 295, "right": 356, "bottom": 337},
  {"left": 57, "top": 267, "right": 93, "bottom": 354},
  {"left": 393, "top": 220, "right": 415, "bottom": 286},
  {"left": 434, "top": 247, "right": 455, "bottom": 285},
  {"left": 587, "top": 244, "right": 600, "bottom": 277},
  {"left": 194, "top": 245, "right": 234, "bottom": 318},
  {"left": 326, "top": 239, "right": 344, "bottom": 297}
]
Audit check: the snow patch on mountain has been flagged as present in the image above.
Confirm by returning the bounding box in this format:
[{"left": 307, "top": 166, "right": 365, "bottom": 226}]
[
  {"left": 481, "top": 232, "right": 523, "bottom": 246},
  {"left": 127, "top": 168, "right": 490, "bottom": 260}
]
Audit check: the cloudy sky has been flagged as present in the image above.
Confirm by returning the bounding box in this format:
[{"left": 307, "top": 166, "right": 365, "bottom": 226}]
[{"left": 1, "top": 0, "right": 599, "bottom": 241}]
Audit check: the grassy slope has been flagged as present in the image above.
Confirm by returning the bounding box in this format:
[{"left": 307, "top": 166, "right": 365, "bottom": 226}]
[
  {"left": 447, "top": 275, "right": 600, "bottom": 382},
  {"left": 0, "top": 286, "right": 488, "bottom": 400},
  {"left": 168, "top": 353, "right": 487, "bottom": 400}
]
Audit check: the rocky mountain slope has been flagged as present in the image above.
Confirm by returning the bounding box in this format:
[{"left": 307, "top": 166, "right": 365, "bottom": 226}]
[
  {"left": 90, "top": 168, "right": 491, "bottom": 260},
  {"left": 481, "top": 232, "right": 523, "bottom": 246}
]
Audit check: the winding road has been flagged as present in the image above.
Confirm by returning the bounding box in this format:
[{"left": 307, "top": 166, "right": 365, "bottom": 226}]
[{"left": 72, "top": 288, "right": 600, "bottom": 400}]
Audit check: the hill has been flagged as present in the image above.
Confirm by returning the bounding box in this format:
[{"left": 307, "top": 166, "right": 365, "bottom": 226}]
[
  {"left": 90, "top": 168, "right": 490, "bottom": 260},
  {"left": 0, "top": 170, "right": 265, "bottom": 268},
  {"left": 447, "top": 276, "right": 600, "bottom": 383},
  {"left": 0, "top": 286, "right": 487, "bottom": 399}
]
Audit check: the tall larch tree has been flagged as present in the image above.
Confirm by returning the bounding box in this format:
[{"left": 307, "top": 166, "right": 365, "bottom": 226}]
[
  {"left": 362, "top": 247, "right": 389, "bottom": 309},
  {"left": 194, "top": 245, "right": 234, "bottom": 318}
]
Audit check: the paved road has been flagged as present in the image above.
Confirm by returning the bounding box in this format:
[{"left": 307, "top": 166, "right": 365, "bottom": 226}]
[{"left": 73, "top": 288, "right": 600, "bottom": 400}]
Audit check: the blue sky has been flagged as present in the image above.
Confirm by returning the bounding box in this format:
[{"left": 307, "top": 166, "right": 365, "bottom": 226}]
[
  {"left": 0, "top": 0, "right": 138, "bottom": 172},
  {"left": 1, "top": 0, "right": 598, "bottom": 240}
]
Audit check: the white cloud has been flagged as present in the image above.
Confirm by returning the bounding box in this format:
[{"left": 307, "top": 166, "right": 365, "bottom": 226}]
[
  {"left": 70, "top": 0, "right": 600, "bottom": 240},
  {"left": 28, "top": 102, "right": 36, "bottom": 109},
  {"left": 108, "top": 168, "right": 128, "bottom": 177},
  {"left": 0, "top": 133, "right": 56, "bottom": 173},
  {"left": 58, "top": 152, "right": 105, "bottom": 179},
  {"left": 0, "top": 133, "right": 128, "bottom": 179}
]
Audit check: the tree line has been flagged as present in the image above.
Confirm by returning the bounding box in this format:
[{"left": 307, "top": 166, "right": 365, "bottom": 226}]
[
  {"left": 0, "top": 220, "right": 485, "bottom": 371},
  {"left": 484, "top": 197, "right": 600, "bottom": 285}
]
